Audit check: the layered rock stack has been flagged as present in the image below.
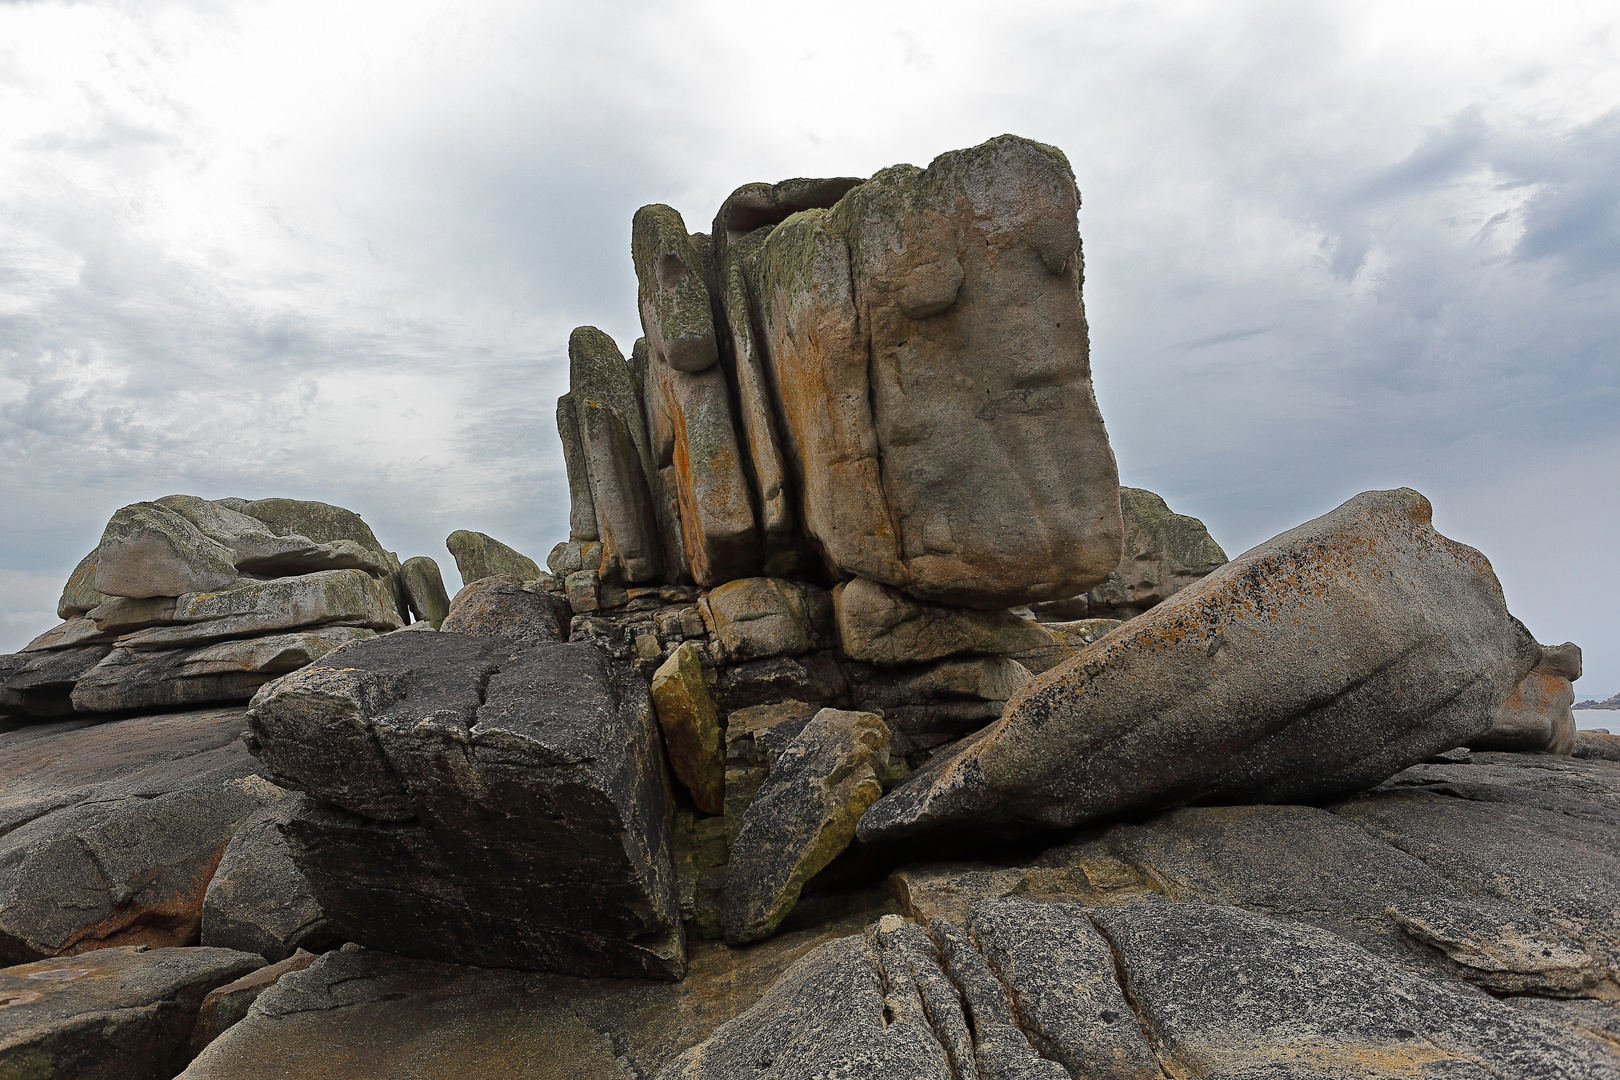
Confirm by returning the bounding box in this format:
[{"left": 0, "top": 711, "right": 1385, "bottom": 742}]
[{"left": 0, "top": 497, "right": 454, "bottom": 720}]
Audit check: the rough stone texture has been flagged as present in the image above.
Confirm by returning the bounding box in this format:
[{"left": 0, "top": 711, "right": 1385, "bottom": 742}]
[
  {"left": 673, "top": 809, "right": 729, "bottom": 941},
  {"left": 113, "top": 569, "right": 402, "bottom": 650},
  {"left": 0, "top": 708, "right": 278, "bottom": 963},
  {"left": 245, "top": 632, "right": 683, "bottom": 978},
  {"left": 1477, "top": 641, "right": 1582, "bottom": 754},
  {"left": 176, "top": 908, "right": 896, "bottom": 1080},
  {"left": 704, "top": 577, "right": 833, "bottom": 663},
  {"left": 712, "top": 651, "right": 848, "bottom": 713},
  {"left": 746, "top": 135, "right": 1122, "bottom": 609},
  {"left": 835, "top": 577, "right": 1054, "bottom": 666},
  {"left": 443, "top": 529, "right": 542, "bottom": 587},
  {"left": 398, "top": 556, "right": 450, "bottom": 628},
  {"left": 0, "top": 946, "right": 264, "bottom": 1080},
  {"left": 652, "top": 642, "right": 726, "bottom": 814},
  {"left": 201, "top": 799, "right": 333, "bottom": 963},
  {"left": 723, "top": 699, "right": 821, "bottom": 847},
  {"left": 56, "top": 549, "right": 108, "bottom": 619},
  {"left": 69, "top": 628, "right": 376, "bottom": 715},
  {"left": 724, "top": 709, "right": 890, "bottom": 943},
  {"left": 1008, "top": 617, "right": 1121, "bottom": 675},
  {"left": 1577, "top": 731, "right": 1620, "bottom": 761},
  {"left": 227, "top": 497, "right": 389, "bottom": 558},
  {"left": 556, "top": 392, "right": 601, "bottom": 541},
  {"left": 859, "top": 488, "right": 1540, "bottom": 846},
  {"left": 571, "top": 326, "right": 663, "bottom": 584},
  {"left": 187, "top": 949, "right": 317, "bottom": 1057},
  {"left": 1034, "top": 486, "right": 1228, "bottom": 621},
  {"left": 439, "top": 575, "right": 570, "bottom": 643}
]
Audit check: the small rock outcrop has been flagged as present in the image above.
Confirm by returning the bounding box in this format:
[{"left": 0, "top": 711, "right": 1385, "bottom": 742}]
[
  {"left": 200, "top": 799, "right": 333, "bottom": 962},
  {"left": 1475, "top": 641, "right": 1581, "bottom": 754},
  {"left": 439, "top": 574, "right": 571, "bottom": 642},
  {"left": 444, "top": 529, "right": 543, "bottom": 585},
  {"left": 858, "top": 488, "right": 1540, "bottom": 846},
  {"left": 0, "top": 496, "right": 447, "bottom": 721},
  {"left": 244, "top": 631, "right": 683, "bottom": 979}
]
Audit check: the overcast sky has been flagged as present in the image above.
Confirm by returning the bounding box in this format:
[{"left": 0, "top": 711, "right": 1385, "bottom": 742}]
[{"left": 2, "top": 0, "right": 1617, "bottom": 698}]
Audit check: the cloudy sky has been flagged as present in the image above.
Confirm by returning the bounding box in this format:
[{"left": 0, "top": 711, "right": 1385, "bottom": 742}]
[{"left": 2, "top": 0, "right": 1617, "bottom": 697}]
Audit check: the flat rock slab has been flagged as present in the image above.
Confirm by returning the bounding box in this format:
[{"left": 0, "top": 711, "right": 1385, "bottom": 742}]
[
  {"left": 0, "top": 709, "right": 279, "bottom": 962},
  {"left": 859, "top": 488, "right": 1539, "bottom": 847},
  {"left": 178, "top": 909, "right": 895, "bottom": 1080},
  {"left": 245, "top": 631, "right": 683, "bottom": 978},
  {"left": 0, "top": 945, "right": 263, "bottom": 1080}
]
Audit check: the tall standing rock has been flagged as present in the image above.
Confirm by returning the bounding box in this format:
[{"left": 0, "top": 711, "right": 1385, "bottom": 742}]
[
  {"left": 747, "top": 135, "right": 1122, "bottom": 609},
  {"left": 555, "top": 393, "right": 600, "bottom": 542},
  {"left": 859, "top": 489, "right": 1542, "bottom": 847},
  {"left": 569, "top": 327, "right": 662, "bottom": 585},
  {"left": 633, "top": 206, "right": 759, "bottom": 586}
]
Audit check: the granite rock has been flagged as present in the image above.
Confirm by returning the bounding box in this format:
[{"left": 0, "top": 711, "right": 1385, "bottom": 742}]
[
  {"left": 652, "top": 642, "right": 727, "bottom": 815},
  {"left": 704, "top": 577, "right": 833, "bottom": 663},
  {"left": 444, "top": 529, "right": 542, "bottom": 586},
  {"left": 1476, "top": 641, "right": 1581, "bottom": 754},
  {"left": 398, "top": 556, "right": 451, "bottom": 628},
  {"left": 439, "top": 575, "right": 570, "bottom": 643},
  {"left": 201, "top": 799, "right": 333, "bottom": 963},
  {"left": 835, "top": 577, "right": 1053, "bottom": 666}
]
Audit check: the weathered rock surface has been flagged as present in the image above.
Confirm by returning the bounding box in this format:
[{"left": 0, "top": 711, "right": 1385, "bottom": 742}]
[
  {"left": 1476, "top": 641, "right": 1581, "bottom": 754},
  {"left": 200, "top": 799, "right": 332, "bottom": 962},
  {"left": 556, "top": 392, "right": 601, "bottom": 542},
  {"left": 704, "top": 577, "right": 833, "bottom": 663},
  {"left": 1033, "top": 486, "right": 1227, "bottom": 621},
  {"left": 1008, "top": 617, "right": 1121, "bottom": 674},
  {"left": 112, "top": 569, "right": 401, "bottom": 650},
  {"left": 0, "top": 708, "right": 278, "bottom": 963},
  {"left": 846, "top": 656, "right": 1032, "bottom": 761},
  {"left": 0, "top": 645, "right": 112, "bottom": 717},
  {"left": 745, "top": 136, "right": 1121, "bottom": 609},
  {"left": 398, "top": 555, "right": 450, "bottom": 628},
  {"left": 176, "top": 908, "right": 895, "bottom": 1080},
  {"left": 67, "top": 627, "right": 375, "bottom": 715},
  {"left": 835, "top": 577, "right": 1053, "bottom": 666},
  {"left": 0, "top": 946, "right": 264, "bottom": 1080},
  {"left": 571, "top": 325, "right": 664, "bottom": 584},
  {"left": 245, "top": 631, "right": 683, "bottom": 978},
  {"left": 724, "top": 709, "right": 890, "bottom": 943},
  {"left": 652, "top": 642, "right": 726, "bottom": 814},
  {"left": 859, "top": 488, "right": 1540, "bottom": 846},
  {"left": 93, "top": 501, "right": 240, "bottom": 598},
  {"left": 187, "top": 948, "right": 317, "bottom": 1057},
  {"left": 439, "top": 574, "right": 570, "bottom": 643}
]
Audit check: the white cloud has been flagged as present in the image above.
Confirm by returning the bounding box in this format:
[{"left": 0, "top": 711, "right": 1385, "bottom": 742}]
[{"left": 0, "top": 0, "right": 1616, "bottom": 696}]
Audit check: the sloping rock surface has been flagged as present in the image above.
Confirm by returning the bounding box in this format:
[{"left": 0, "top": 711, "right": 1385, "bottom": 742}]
[
  {"left": 200, "top": 798, "right": 333, "bottom": 962},
  {"left": 244, "top": 631, "right": 683, "bottom": 978},
  {"left": 0, "top": 946, "right": 263, "bottom": 1080},
  {"left": 859, "top": 488, "right": 1539, "bottom": 846},
  {"left": 0, "top": 709, "right": 278, "bottom": 963}
]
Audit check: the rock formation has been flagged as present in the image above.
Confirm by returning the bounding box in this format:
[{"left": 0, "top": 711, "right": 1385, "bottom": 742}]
[{"left": 1476, "top": 641, "right": 1582, "bottom": 754}]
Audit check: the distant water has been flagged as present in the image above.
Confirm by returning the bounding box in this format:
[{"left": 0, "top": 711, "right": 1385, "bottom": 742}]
[{"left": 1575, "top": 708, "right": 1617, "bottom": 731}]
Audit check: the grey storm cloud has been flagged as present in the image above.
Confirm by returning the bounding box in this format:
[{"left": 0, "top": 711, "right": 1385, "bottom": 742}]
[{"left": 0, "top": 0, "right": 1615, "bottom": 697}]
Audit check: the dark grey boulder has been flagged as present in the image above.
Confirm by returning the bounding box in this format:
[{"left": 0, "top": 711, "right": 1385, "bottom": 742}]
[
  {"left": 201, "top": 799, "right": 333, "bottom": 962},
  {"left": 0, "top": 708, "right": 278, "bottom": 963},
  {"left": 398, "top": 555, "right": 451, "bottom": 628},
  {"left": 859, "top": 488, "right": 1540, "bottom": 847},
  {"left": 439, "top": 574, "right": 570, "bottom": 642},
  {"left": 0, "top": 645, "right": 113, "bottom": 718},
  {"left": 245, "top": 631, "right": 683, "bottom": 978},
  {"left": 0, "top": 945, "right": 263, "bottom": 1080},
  {"left": 187, "top": 948, "right": 317, "bottom": 1057}
]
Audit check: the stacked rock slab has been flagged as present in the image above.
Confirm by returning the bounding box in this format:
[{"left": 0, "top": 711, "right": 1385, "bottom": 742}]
[
  {"left": 0, "top": 496, "right": 424, "bottom": 720},
  {"left": 244, "top": 631, "right": 684, "bottom": 979},
  {"left": 858, "top": 488, "right": 1542, "bottom": 847}
]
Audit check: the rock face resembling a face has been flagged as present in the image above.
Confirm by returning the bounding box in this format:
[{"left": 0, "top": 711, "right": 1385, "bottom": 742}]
[{"left": 746, "top": 136, "right": 1122, "bottom": 609}]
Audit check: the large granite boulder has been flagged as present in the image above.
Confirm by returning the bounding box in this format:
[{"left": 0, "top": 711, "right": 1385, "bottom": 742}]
[
  {"left": 1033, "top": 486, "right": 1228, "bottom": 621},
  {"left": 0, "top": 708, "right": 279, "bottom": 963},
  {"left": 651, "top": 642, "right": 726, "bottom": 814},
  {"left": 703, "top": 577, "right": 834, "bottom": 663},
  {"left": 834, "top": 577, "right": 1053, "bottom": 666},
  {"left": 398, "top": 555, "right": 450, "bottom": 628},
  {"left": 244, "top": 631, "right": 684, "bottom": 978},
  {"left": 744, "top": 136, "right": 1121, "bottom": 609},
  {"left": 858, "top": 488, "right": 1541, "bottom": 847},
  {"left": 0, "top": 946, "right": 264, "bottom": 1080}
]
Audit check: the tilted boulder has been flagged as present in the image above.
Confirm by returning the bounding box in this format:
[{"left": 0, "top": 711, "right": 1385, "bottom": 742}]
[
  {"left": 444, "top": 529, "right": 542, "bottom": 585},
  {"left": 744, "top": 135, "right": 1122, "bottom": 608},
  {"left": 1474, "top": 641, "right": 1581, "bottom": 754},
  {"left": 398, "top": 556, "right": 450, "bottom": 627},
  {"left": 723, "top": 709, "right": 890, "bottom": 943},
  {"left": 651, "top": 642, "right": 725, "bottom": 815},
  {"left": 244, "top": 631, "right": 683, "bottom": 978},
  {"left": 201, "top": 798, "right": 333, "bottom": 963},
  {"left": 858, "top": 488, "right": 1541, "bottom": 847}
]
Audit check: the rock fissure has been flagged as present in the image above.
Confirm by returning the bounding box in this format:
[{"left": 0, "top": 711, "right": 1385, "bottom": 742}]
[{"left": 1085, "top": 913, "right": 1179, "bottom": 1080}]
